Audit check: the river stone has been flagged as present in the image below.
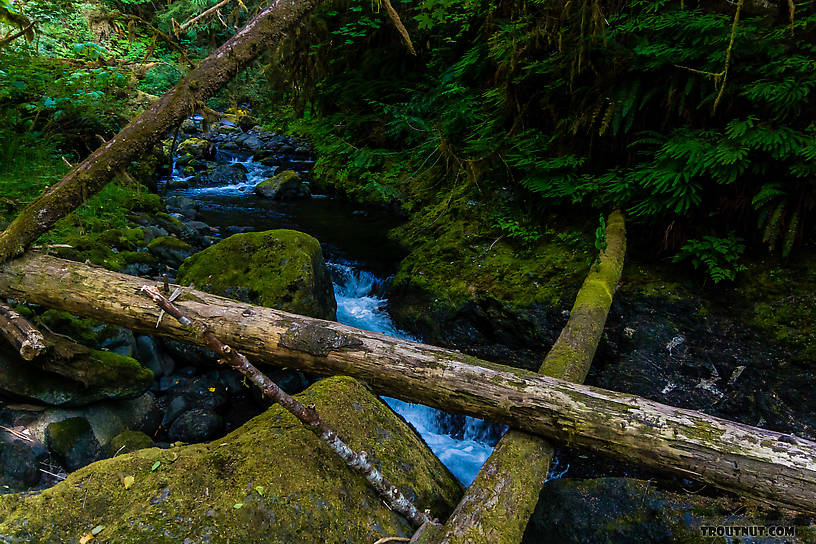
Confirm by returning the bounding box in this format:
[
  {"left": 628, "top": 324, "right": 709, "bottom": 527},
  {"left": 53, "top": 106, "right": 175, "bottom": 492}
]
[
  {"left": 0, "top": 429, "right": 47, "bottom": 490},
  {"left": 44, "top": 417, "right": 103, "bottom": 472},
  {"left": 167, "top": 408, "right": 223, "bottom": 443},
  {"left": 135, "top": 335, "right": 175, "bottom": 378},
  {"left": 254, "top": 170, "right": 310, "bottom": 200},
  {"left": 193, "top": 163, "right": 247, "bottom": 187},
  {"left": 177, "top": 229, "right": 337, "bottom": 320},
  {"left": 1, "top": 393, "right": 160, "bottom": 447},
  {"left": 108, "top": 430, "right": 154, "bottom": 455},
  {"left": 177, "top": 137, "right": 212, "bottom": 160},
  {"left": 147, "top": 236, "right": 195, "bottom": 268},
  {"left": 522, "top": 477, "right": 807, "bottom": 544},
  {"left": 0, "top": 340, "right": 153, "bottom": 407},
  {"left": 0, "top": 377, "right": 463, "bottom": 542}
]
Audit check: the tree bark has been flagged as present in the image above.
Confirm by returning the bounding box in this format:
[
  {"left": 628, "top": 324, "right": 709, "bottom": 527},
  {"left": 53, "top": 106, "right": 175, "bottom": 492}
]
[
  {"left": 0, "top": 301, "right": 47, "bottom": 360},
  {"left": 140, "top": 284, "right": 433, "bottom": 528},
  {"left": 0, "top": 0, "right": 318, "bottom": 264},
  {"left": 0, "top": 253, "right": 814, "bottom": 514},
  {"left": 428, "top": 210, "right": 626, "bottom": 544}
]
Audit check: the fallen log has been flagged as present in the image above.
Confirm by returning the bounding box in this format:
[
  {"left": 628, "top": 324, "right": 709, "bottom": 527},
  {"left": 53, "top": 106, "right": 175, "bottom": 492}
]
[
  {"left": 0, "top": 253, "right": 814, "bottom": 514},
  {"left": 0, "top": 301, "right": 47, "bottom": 360},
  {"left": 0, "top": 0, "right": 319, "bottom": 263},
  {"left": 428, "top": 210, "right": 626, "bottom": 543}
]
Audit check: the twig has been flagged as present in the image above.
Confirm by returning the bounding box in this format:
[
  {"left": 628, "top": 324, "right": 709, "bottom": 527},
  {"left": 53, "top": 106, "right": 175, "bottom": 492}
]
[
  {"left": 713, "top": 0, "right": 744, "bottom": 113},
  {"left": 0, "top": 425, "right": 33, "bottom": 442},
  {"left": 380, "top": 0, "right": 415, "bottom": 55},
  {"left": 0, "top": 22, "right": 35, "bottom": 50},
  {"left": 175, "top": 0, "right": 235, "bottom": 36},
  {"left": 39, "top": 468, "right": 66, "bottom": 481},
  {"left": 373, "top": 538, "right": 410, "bottom": 544},
  {"left": 139, "top": 284, "right": 433, "bottom": 529}
]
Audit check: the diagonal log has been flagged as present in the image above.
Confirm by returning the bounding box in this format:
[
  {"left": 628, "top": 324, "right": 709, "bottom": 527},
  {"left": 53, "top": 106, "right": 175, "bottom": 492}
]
[
  {"left": 427, "top": 210, "right": 626, "bottom": 544},
  {"left": 140, "top": 284, "right": 432, "bottom": 528},
  {"left": 0, "top": 253, "right": 814, "bottom": 514},
  {"left": 0, "top": 0, "right": 319, "bottom": 264}
]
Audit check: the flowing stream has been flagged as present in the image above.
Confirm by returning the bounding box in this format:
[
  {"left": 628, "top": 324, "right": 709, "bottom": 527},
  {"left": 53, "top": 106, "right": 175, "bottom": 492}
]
[{"left": 166, "top": 147, "right": 501, "bottom": 485}]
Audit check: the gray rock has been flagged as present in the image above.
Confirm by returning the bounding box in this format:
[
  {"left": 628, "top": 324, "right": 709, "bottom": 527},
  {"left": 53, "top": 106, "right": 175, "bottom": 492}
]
[
  {"left": 167, "top": 409, "right": 224, "bottom": 443},
  {"left": 147, "top": 236, "right": 195, "bottom": 268},
  {"left": 193, "top": 164, "right": 247, "bottom": 187},
  {"left": 100, "top": 327, "right": 136, "bottom": 358},
  {"left": 135, "top": 335, "right": 175, "bottom": 378},
  {"left": 254, "top": 170, "right": 310, "bottom": 200},
  {"left": 45, "top": 417, "right": 103, "bottom": 471},
  {"left": 0, "top": 429, "right": 47, "bottom": 489}
]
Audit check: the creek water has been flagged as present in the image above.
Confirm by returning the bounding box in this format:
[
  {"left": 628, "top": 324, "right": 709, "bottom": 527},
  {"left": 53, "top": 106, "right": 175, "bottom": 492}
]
[{"left": 166, "top": 151, "right": 503, "bottom": 486}]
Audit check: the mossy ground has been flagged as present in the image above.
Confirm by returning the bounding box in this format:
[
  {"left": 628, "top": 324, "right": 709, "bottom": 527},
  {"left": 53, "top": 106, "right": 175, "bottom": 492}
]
[
  {"left": 177, "top": 229, "right": 337, "bottom": 320},
  {"left": 0, "top": 377, "right": 463, "bottom": 543}
]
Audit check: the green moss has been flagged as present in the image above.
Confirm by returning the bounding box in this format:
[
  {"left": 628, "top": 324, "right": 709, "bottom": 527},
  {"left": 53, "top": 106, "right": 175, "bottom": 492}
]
[
  {"left": 177, "top": 229, "right": 337, "bottom": 320},
  {"left": 45, "top": 417, "right": 92, "bottom": 455},
  {"left": 0, "top": 377, "right": 462, "bottom": 543},
  {"left": 147, "top": 235, "right": 192, "bottom": 251},
  {"left": 108, "top": 430, "right": 154, "bottom": 455},
  {"left": 39, "top": 309, "right": 109, "bottom": 347}
]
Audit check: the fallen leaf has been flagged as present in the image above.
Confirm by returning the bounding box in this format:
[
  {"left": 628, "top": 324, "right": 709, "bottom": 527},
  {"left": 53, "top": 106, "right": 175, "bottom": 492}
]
[
  {"left": 79, "top": 534, "right": 93, "bottom": 544},
  {"left": 123, "top": 475, "right": 134, "bottom": 489},
  {"left": 91, "top": 525, "right": 104, "bottom": 535},
  {"left": 233, "top": 503, "right": 243, "bottom": 509},
  {"left": 208, "top": 387, "right": 216, "bottom": 392},
  {"left": 255, "top": 486, "right": 264, "bottom": 496},
  {"left": 150, "top": 461, "right": 161, "bottom": 472}
]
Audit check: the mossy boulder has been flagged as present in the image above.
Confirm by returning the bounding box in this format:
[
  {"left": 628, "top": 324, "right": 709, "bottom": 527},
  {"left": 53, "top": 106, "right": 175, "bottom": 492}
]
[
  {"left": 177, "top": 137, "right": 212, "bottom": 160},
  {"left": 45, "top": 417, "right": 103, "bottom": 472},
  {"left": 108, "top": 430, "right": 154, "bottom": 455},
  {"left": 0, "top": 377, "right": 463, "bottom": 542},
  {"left": 254, "top": 169, "right": 310, "bottom": 200},
  {"left": 0, "top": 337, "right": 153, "bottom": 407},
  {"left": 147, "top": 236, "right": 195, "bottom": 268},
  {"left": 177, "top": 229, "right": 336, "bottom": 320}
]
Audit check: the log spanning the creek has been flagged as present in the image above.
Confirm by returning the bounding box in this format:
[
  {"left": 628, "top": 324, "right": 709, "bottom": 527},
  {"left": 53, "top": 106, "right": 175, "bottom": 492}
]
[
  {"left": 428, "top": 210, "right": 627, "bottom": 544},
  {"left": 0, "top": 252, "right": 814, "bottom": 514}
]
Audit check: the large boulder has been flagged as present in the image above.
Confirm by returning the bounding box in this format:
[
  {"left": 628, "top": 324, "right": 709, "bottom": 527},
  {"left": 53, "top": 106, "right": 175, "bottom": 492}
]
[
  {"left": 44, "top": 417, "right": 103, "bottom": 472},
  {"left": 177, "top": 229, "right": 336, "bottom": 320},
  {"left": 176, "top": 137, "right": 212, "bottom": 160},
  {"left": 254, "top": 170, "right": 310, "bottom": 200},
  {"left": 192, "top": 163, "right": 247, "bottom": 187},
  {"left": 147, "top": 236, "right": 195, "bottom": 268},
  {"left": 0, "top": 377, "right": 463, "bottom": 543},
  {"left": 0, "top": 429, "right": 47, "bottom": 490}
]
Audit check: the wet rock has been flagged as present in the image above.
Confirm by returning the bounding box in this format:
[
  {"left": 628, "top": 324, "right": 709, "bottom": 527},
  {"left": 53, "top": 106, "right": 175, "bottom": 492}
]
[
  {"left": 180, "top": 118, "right": 197, "bottom": 134},
  {"left": 177, "top": 229, "right": 337, "bottom": 320},
  {"left": 135, "top": 335, "right": 175, "bottom": 378},
  {"left": 193, "top": 163, "right": 247, "bottom": 187},
  {"left": 165, "top": 195, "right": 200, "bottom": 220},
  {"left": 0, "top": 377, "right": 462, "bottom": 542},
  {"left": 99, "top": 327, "right": 136, "bottom": 358},
  {"left": 147, "top": 236, "right": 195, "bottom": 268},
  {"left": 177, "top": 137, "right": 213, "bottom": 160},
  {"left": 0, "top": 428, "right": 47, "bottom": 490},
  {"left": 44, "top": 417, "right": 103, "bottom": 471},
  {"left": 523, "top": 478, "right": 805, "bottom": 544},
  {"left": 254, "top": 169, "right": 310, "bottom": 200},
  {"left": 1, "top": 393, "right": 160, "bottom": 448},
  {"left": 167, "top": 408, "right": 223, "bottom": 443},
  {"left": 108, "top": 430, "right": 154, "bottom": 455}
]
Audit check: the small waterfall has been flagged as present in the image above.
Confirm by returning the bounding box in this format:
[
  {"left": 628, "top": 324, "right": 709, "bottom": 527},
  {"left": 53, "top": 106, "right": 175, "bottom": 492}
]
[{"left": 329, "top": 261, "right": 502, "bottom": 486}]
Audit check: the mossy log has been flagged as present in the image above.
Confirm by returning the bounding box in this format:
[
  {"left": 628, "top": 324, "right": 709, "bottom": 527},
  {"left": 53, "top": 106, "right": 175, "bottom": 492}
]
[
  {"left": 0, "top": 0, "right": 318, "bottom": 263},
  {"left": 0, "top": 253, "right": 814, "bottom": 514},
  {"left": 428, "top": 210, "right": 626, "bottom": 544}
]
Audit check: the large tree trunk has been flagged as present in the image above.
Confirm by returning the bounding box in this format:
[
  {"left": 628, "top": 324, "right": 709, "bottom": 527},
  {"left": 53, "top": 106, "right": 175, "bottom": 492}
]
[
  {"left": 0, "top": 253, "right": 814, "bottom": 514},
  {"left": 427, "top": 210, "right": 627, "bottom": 544},
  {"left": 0, "top": 0, "right": 318, "bottom": 263}
]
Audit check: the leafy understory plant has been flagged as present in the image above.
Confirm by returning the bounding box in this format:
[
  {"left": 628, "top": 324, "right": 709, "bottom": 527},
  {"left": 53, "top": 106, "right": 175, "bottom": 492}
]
[{"left": 673, "top": 233, "right": 747, "bottom": 284}]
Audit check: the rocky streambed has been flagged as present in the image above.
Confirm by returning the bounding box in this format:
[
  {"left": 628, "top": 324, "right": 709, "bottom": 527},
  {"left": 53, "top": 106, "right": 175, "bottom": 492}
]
[{"left": 1, "top": 115, "right": 814, "bottom": 542}]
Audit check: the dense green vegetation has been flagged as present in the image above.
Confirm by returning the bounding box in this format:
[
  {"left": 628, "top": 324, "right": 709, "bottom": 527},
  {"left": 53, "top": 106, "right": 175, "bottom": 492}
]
[{"left": 1, "top": 0, "right": 815, "bottom": 284}]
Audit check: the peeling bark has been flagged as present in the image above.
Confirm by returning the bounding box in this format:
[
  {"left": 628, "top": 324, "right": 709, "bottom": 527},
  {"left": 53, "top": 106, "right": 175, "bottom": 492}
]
[
  {"left": 431, "top": 210, "right": 627, "bottom": 543},
  {"left": 0, "top": 0, "right": 318, "bottom": 264},
  {"left": 0, "top": 253, "right": 813, "bottom": 513},
  {"left": 0, "top": 301, "right": 47, "bottom": 360}
]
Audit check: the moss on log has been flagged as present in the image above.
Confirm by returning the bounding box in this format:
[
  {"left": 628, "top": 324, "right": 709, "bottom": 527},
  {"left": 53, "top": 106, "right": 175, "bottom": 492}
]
[
  {"left": 430, "top": 210, "right": 627, "bottom": 543},
  {"left": 0, "top": 253, "right": 814, "bottom": 514}
]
